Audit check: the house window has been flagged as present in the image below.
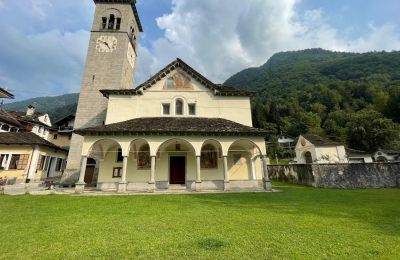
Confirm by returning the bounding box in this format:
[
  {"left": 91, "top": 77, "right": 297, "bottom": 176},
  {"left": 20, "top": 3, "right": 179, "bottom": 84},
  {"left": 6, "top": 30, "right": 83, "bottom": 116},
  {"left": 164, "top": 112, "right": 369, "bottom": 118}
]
[
  {"left": 233, "top": 154, "right": 242, "bottom": 165},
  {"left": 9, "top": 155, "right": 30, "bottom": 170},
  {"left": 167, "top": 78, "right": 175, "bottom": 89},
  {"left": 43, "top": 157, "right": 50, "bottom": 171},
  {"left": 55, "top": 158, "right": 63, "bottom": 172},
  {"left": 37, "top": 155, "right": 44, "bottom": 171},
  {"left": 53, "top": 134, "right": 58, "bottom": 140},
  {"left": 175, "top": 99, "right": 183, "bottom": 115},
  {"left": 38, "top": 127, "right": 43, "bottom": 134},
  {"left": 0, "top": 154, "right": 8, "bottom": 170},
  {"left": 162, "top": 104, "right": 170, "bottom": 115},
  {"left": 201, "top": 144, "right": 218, "bottom": 169},
  {"left": 116, "top": 18, "right": 121, "bottom": 30},
  {"left": 112, "top": 167, "right": 122, "bottom": 178},
  {"left": 188, "top": 104, "right": 196, "bottom": 115},
  {"left": 108, "top": 14, "right": 115, "bottom": 29},
  {"left": 137, "top": 144, "right": 151, "bottom": 169},
  {"left": 116, "top": 149, "right": 123, "bottom": 162},
  {"left": 102, "top": 17, "right": 107, "bottom": 29}
]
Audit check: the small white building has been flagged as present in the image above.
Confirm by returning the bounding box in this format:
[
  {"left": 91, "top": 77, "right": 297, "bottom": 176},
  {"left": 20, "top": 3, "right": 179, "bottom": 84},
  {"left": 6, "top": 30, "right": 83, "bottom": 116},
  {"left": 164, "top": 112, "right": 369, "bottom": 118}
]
[
  {"left": 295, "top": 134, "right": 373, "bottom": 164},
  {"left": 278, "top": 133, "right": 296, "bottom": 148},
  {"left": 373, "top": 149, "right": 400, "bottom": 162}
]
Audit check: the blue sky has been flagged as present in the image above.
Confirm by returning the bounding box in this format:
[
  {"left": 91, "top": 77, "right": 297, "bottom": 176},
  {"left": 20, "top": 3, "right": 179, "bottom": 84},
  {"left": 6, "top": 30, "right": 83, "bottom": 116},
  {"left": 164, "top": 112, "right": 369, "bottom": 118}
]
[{"left": 0, "top": 0, "right": 399, "bottom": 101}]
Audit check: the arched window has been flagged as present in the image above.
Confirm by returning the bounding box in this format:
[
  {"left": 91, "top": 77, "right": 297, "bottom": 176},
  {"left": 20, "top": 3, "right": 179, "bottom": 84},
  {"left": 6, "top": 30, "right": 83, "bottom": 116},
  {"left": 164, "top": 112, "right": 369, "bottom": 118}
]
[
  {"left": 201, "top": 144, "right": 218, "bottom": 169},
  {"left": 102, "top": 17, "right": 107, "bottom": 29},
  {"left": 137, "top": 144, "right": 151, "bottom": 169},
  {"left": 108, "top": 14, "right": 115, "bottom": 29},
  {"left": 2, "top": 125, "right": 9, "bottom": 131},
  {"left": 175, "top": 99, "right": 183, "bottom": 115}
]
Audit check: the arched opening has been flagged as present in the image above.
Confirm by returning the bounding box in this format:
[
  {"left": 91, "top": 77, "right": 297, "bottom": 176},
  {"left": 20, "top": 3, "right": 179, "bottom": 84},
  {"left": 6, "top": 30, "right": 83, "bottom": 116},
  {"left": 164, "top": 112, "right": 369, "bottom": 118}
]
[
  {"left": 201, "top": 144, "right": 218, "bottom": 169},
  {"left": 2, "top": 125, "right": 9, "bottom": 131},
  {"left": 87, "top": 139, "right": 122, "bottom": 187},
  {"left": 137, "top": 144, "right": 151, "bottom": 169},
  {"left": 376, "top": 156, "right": 387, "bottom": 162},
  {"left": 304, "top": 151, "right": 313, "bottom": 164},
  {"left": 156, "top": 138, "right": 196, "bottom": 185},
  {"left": 227, "top": 140, "right": 262, "bottom": 181},
  {"left": 175, "top": 99, "right": 183, "bottom": 115},
  {"left": 108, "top": 14, "right": 115, "bottom": 29}
]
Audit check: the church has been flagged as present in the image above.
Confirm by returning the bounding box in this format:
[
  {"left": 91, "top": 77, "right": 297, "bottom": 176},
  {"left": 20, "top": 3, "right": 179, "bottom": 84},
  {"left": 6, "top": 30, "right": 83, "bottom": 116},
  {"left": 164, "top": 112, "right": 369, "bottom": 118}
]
[{"left": 64, "top": 0, "right": 271, "bottom": 193}]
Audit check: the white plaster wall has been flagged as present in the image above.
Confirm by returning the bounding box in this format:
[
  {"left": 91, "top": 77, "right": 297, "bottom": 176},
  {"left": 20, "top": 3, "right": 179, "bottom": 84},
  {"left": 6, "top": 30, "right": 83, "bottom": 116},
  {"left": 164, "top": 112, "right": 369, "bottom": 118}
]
[{"left": 105, "top": 71, "right": 253, "bottom": 126}]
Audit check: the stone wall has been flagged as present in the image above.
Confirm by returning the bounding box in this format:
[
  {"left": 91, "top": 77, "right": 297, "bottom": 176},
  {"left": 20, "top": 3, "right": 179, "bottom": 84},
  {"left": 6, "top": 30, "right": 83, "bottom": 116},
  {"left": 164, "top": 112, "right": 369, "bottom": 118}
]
[{"left": 268, "top": 163, "right": 400, "bottom": 189}]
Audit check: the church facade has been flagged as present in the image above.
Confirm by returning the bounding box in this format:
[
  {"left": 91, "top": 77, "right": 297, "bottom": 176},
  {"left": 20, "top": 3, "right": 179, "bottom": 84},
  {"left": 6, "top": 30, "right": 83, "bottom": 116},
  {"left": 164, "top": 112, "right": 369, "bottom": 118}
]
[{"left": 66, "top": 0, "right": 271, "bottom": 193}]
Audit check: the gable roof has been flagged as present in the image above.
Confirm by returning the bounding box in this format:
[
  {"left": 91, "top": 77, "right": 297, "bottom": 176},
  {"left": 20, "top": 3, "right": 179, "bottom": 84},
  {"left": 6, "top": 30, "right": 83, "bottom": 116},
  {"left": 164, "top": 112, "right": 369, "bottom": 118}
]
[
  {"left": 0, "top": 110, "right": 22, "bottom": 127},
  {"left": 54, "top": 114, "right": 75, "bottom": 127},
  {"left": 100, "top": 58, "right": 254, "bottom": 98},
  {"left": 93, "top": 0, "right": 143, "bottom": 32},
  {"left": 75, "top": 117, "right": 267, "bottom": 137},
  {"left": 0, "top": 88, "right": 14, "bottom": 99},
  {"left": 301, "top": 134, "right": 342, "bottom": 147},
  {"left": 6, "top": 110, "right": 50, "bottom": 128},
  {"left": 0, "top": 132, "right": 65, "bottom": 152}
]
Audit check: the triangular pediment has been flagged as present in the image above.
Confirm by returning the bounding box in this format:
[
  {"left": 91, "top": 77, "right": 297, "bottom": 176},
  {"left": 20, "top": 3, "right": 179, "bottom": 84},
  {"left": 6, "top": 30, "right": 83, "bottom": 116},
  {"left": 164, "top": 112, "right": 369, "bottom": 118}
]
[{"left": 100, "top": 58, "right": 253, "bottom": 98}]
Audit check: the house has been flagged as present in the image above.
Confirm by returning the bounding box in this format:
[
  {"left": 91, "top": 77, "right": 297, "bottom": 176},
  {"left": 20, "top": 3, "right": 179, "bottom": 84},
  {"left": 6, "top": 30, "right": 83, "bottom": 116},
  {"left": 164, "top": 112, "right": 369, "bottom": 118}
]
[
  {"left": 49, "top": 114, "right": 75, "bottom": 150},
  {"left": 345, "top": 148, "right": 373, "bottom": 163},
  {"left": 7, "top": 105, "right": 52, "bottom": 140},
  {"left": 373, "top": 149, "right": 400, "bottom": 162},
  {"left": 64, "top": 0, "right": 271, "bottom": 194},
  {"left": 278, "top": 133, "right": 296, "bottom": 148},
  {"left": 0, "top": 132, "right": 67, "bottom": 185},
  {"left": 295, "top": 134, "right": 373, "bottom": 164},
  {"left": 0, "top": 110, "right": 22, "bottom": 133}
]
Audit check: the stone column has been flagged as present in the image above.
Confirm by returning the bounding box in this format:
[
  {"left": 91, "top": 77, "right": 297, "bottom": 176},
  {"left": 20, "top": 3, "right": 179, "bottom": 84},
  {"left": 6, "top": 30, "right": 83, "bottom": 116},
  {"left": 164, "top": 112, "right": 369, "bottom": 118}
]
[
  {"left": 149, "top": 156, "right": 156, "bottom": 192},
  {"left": 223, "top": 156, "right": 230, "bottom": 191},
  {"left": 27, "top": 145, "right": 40, "bottom": 183},
  {"left": 75, "top": 156, "right": 87, "bottom": 194},
  {"left": 250, "top": 158, "right": 257, "bottom": 181},
  {"left": 262, "top": 155, "right": 272, "bottom": 191},
  {"left": 118, "top": 156, "right": 128, "bottom": 193},
  {"left": 195, "top": 156, "right": 202, "bottom": 192}
]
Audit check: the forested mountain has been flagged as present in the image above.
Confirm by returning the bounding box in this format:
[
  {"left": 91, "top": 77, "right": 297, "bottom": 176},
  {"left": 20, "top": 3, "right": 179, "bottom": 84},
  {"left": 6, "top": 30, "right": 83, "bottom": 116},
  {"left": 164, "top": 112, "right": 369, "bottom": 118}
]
[
  {"left": 3, "top": 93, "right": 78, "bottom": 122},
  {"left": 3, "top": 49, "right": 400, "bottom": 153},
  {"left": 225, "top": 49, "right": 400, "bottom": 152}
]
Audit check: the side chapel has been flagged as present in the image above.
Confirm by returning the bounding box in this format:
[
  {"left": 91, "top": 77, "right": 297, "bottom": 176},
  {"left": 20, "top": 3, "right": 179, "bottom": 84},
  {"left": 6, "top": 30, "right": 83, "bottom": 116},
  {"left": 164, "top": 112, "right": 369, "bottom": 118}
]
[{"left": 65, "top": 0, "right": 271, "bottom": 193}]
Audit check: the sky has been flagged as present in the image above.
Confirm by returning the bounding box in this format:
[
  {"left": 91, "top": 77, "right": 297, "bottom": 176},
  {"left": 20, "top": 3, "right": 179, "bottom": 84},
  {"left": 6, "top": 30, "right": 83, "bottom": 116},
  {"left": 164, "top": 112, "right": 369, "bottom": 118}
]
[{"left": 0, "top": 0, "right": 399, "bottom": 101}]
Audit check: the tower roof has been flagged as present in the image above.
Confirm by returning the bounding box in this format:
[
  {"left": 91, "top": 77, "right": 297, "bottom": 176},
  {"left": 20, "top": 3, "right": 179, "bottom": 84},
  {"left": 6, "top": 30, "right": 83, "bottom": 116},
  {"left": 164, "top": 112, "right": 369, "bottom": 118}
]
[{"left": 93, "top": 0, "right": 143, "bottom": 32}]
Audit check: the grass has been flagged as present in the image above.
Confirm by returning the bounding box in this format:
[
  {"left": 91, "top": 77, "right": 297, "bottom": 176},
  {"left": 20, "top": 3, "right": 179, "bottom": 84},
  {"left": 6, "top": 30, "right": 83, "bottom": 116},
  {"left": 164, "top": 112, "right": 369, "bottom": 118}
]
[{"left": 0, "top": 184, "right": 399, "bottom": 259}]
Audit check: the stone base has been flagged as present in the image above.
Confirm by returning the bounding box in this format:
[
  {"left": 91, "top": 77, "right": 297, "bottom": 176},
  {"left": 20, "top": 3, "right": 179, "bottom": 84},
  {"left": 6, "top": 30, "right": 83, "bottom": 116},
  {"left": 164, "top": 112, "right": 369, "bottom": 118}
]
[
  {"left": 117, "top": 182, "right": 127, "bottom": 193},
  {"left": 264, "top": 180, "right": 272, "bottom": 191},
  {"left": 75, "top": 182, "right": 86, "bottom": 194},
  {"left": 195, "top": 181, "right": 202, "bottom": 192},
  {"left": 224, "top": 181, "right": 230, "bottom": 191},
  {"left": 148, "top": 182, "right": 156, "bottom": 192}
]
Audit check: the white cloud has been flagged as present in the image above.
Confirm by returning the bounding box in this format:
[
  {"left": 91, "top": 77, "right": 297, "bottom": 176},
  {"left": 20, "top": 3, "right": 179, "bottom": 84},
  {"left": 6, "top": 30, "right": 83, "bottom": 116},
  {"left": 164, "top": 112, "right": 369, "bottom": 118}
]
[
  {"left": 135, "top": 0, "right": 400, "bottom": 84},
  {"left": 0, "top": 27, "right": 89, "bottom": 99}
]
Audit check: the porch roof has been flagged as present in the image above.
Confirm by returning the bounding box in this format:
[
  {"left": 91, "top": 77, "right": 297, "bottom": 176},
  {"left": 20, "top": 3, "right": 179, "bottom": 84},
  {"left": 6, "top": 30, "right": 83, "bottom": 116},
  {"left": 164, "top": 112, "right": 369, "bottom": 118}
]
[{"left": 75, "top": 117, "right": 268, "bottom": 137}]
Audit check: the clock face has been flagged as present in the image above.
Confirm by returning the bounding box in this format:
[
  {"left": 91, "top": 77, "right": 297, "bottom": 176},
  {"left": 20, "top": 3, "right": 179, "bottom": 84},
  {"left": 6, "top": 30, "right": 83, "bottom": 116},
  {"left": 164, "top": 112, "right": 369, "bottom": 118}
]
[
  {"left": 96, "top": 36, "right": 117, "bottom": 53},
  {"left": 127, "top": 44, "right": 136, "bottom": 68}
]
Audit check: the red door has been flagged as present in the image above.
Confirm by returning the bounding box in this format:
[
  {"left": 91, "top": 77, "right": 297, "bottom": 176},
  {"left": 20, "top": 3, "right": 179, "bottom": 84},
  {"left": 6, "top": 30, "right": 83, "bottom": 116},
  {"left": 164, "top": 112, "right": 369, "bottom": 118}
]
[{"left": 170, "top": 156, "right": 186, "bottom": 184}]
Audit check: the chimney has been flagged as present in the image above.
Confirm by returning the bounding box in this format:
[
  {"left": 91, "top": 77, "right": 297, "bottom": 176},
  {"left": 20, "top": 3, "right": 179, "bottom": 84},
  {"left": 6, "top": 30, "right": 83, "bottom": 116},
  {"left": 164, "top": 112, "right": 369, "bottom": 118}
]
[{"left": 26, "top": 105, "right": 35, "bottom": 116}]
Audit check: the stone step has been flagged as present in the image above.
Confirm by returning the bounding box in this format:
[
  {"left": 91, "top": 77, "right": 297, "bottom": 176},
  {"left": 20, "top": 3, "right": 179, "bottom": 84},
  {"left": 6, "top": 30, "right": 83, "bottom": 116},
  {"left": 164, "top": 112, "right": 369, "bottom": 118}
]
[{"left": 168, "top": 184, "right": 187, "bottom": 190}]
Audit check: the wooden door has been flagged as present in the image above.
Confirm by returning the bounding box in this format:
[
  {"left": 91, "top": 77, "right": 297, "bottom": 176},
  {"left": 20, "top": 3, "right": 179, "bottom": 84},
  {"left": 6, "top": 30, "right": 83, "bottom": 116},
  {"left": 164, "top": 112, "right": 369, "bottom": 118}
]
[
  {"left": 84, "top": 166, "right": 95, "bottom": 186},
  {"left": 170, "top": 156, "right": 186, "bottom": 184}
]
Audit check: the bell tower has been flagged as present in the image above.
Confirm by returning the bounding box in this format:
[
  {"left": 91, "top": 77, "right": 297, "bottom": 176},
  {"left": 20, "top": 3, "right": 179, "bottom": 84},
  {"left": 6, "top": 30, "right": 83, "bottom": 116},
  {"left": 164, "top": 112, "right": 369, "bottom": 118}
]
[{"left": 63, "top": 0, "right": 142, "bottom": 183}]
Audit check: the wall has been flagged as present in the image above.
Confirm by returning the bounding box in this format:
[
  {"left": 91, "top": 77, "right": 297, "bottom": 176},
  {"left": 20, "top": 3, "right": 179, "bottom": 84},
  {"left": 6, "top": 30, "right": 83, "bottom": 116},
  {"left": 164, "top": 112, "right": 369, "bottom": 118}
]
[
  {"left": 0, "top": 146, "right": 33, "bottom": 184},
  {"left": 269, "top": 163, "right": 400, "bottom": 188},
  {"left": 106, "top": 71, "right": 253, "bottom": 126}
]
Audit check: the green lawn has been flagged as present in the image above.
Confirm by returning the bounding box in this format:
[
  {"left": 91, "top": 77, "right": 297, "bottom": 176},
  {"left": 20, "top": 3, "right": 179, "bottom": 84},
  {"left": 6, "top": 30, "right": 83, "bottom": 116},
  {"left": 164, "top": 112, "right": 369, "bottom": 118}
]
[{"left": 1, "top": 184, "right": 399, "bottom": 259}]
